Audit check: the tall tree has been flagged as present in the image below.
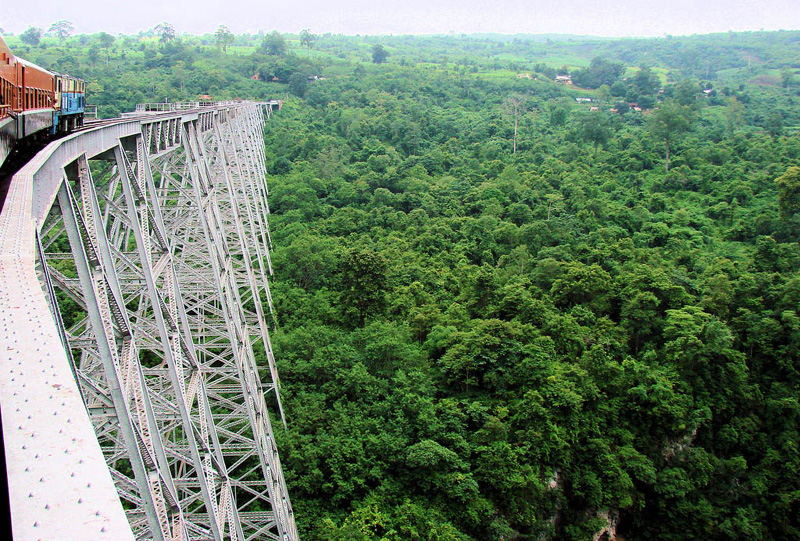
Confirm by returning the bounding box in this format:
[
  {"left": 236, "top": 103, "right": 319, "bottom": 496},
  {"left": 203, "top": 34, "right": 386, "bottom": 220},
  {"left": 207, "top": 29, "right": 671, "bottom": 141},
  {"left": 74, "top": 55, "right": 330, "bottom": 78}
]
[
  {"left": 155, "top": 22, "right": 175, "bottom": 44},
  {"left": 19, "top": 27, "right": 42, "bottom": 46},
  {"left": 648, "top": 99, "right": 693, "bottom": 172},
  {"left": 299, "top": 28, "right": 317, "bottom": 56},
  {"left": 97, "top": 32, "right": 114, "bottom": 64},
  {"left": 371, "top": 44, "right": 389, "bottom": 64},
  {"left": 633, "top": 65, "right": 660, "bottom": 96},
  {"left": 215, "top": 25, "right": 234, "bottom": 54},
  {"left": 262, "top": 31, "right": 286, "bottom": 56},
  {"left": 579, "top": 112, "right": 612, "bottom": 157},
  {"left": 673, "top": 78, "right": 701, "bottom": 106},
  {"left": 766, "top": 110, "right": 784, "bottom": 138},
  {"left": 725, "top": 96, "right": 745, "bottom": 133},
  {"left": 48, "top": 20, "right": 73, "bottom": 44},
  {"left": 338, "top": 248, "right": 388, "bottom": 327},
  {"left": 572, "top": 56, "right": 625, "bottom": 88},
  {"left": 775, "top": 166, "right": 800, "bottom": 222},
  {"left": 504, "top": 95, "right": 526, "bottom": 155},
  {"left": 781, "top": 68, "right": 795, "bottom": 91}
]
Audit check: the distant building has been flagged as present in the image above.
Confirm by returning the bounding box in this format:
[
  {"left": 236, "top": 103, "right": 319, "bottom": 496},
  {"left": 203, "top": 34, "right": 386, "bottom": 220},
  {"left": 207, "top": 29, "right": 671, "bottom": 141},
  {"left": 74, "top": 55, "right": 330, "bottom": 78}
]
[
  {"left": 556, "top": 75, "right": 573, "bottom": 84},
  {"left": 517, "top": 73, "right": 532, "bottom": 79},
  {"left": 575, "top": 97, "right": 592, "bottom": 102}
]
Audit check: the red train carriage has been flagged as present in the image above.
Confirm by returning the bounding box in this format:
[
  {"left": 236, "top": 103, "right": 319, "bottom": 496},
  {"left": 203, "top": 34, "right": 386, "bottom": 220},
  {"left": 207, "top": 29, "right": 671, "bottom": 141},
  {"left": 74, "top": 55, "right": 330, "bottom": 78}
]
[{"left": 1, "top": 36, "right": 56, "bottom": 167}]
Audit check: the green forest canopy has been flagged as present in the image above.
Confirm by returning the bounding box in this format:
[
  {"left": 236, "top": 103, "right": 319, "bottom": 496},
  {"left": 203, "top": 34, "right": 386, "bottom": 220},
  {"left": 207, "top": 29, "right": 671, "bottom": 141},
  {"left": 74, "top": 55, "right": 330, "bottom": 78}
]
[{"left": 7, "top": 26, "right": 800, "bottom": 539}]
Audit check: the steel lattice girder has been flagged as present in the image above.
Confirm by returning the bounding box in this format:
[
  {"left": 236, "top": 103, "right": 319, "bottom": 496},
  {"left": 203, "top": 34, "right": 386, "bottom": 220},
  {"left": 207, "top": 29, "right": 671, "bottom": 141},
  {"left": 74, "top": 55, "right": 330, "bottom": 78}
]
[{"left": 0, "top": 103, "right": 297, "bottom": 541}]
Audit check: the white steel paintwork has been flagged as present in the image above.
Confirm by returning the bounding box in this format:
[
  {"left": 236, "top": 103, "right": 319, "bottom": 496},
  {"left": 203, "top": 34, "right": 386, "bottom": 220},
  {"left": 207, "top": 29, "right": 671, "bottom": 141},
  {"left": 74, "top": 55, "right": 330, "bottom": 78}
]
[{"left": 0, "top": 102, "right": 296, "bottom": 540}]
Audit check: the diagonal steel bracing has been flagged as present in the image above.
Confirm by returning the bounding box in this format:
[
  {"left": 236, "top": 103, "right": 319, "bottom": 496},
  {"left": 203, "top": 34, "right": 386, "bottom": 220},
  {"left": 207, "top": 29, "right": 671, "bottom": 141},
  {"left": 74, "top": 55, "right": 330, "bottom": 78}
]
[{"left": 0, "top": 102, "right": 297, "bottom": 540}]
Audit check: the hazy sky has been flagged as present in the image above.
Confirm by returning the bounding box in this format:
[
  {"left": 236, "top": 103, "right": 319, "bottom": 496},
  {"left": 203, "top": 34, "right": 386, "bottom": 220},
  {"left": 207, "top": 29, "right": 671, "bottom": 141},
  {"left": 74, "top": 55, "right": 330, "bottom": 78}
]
[{"left": 4, "top": 0, "right": 800, "bottom": 37}]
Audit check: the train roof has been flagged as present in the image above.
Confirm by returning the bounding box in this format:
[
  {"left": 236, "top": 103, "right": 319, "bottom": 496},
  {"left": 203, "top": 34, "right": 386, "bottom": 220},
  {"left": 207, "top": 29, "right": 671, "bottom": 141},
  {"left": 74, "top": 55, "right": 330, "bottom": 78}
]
[
  {"left": 51, "top": 71, "right": 85, "bottom": 81},
  {"left": 16, "top": 56, "right": 54, "bottom": 76},
  {"left": 1, "top": 36, "right": 67, "bottom": 79}
]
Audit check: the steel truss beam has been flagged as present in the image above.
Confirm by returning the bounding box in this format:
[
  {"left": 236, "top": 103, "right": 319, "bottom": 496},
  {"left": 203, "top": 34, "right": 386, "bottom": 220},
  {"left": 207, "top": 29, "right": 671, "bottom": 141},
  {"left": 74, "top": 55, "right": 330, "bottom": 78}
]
[{"left": 0, "top": 103, "right": 296, "bottom": 540}]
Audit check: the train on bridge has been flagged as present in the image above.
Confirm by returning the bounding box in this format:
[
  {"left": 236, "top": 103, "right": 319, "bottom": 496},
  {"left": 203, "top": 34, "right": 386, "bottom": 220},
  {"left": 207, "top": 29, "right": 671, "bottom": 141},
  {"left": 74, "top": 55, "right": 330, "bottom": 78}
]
[{"left": 0, "top": 36, "right": 86, "bottom": 168}]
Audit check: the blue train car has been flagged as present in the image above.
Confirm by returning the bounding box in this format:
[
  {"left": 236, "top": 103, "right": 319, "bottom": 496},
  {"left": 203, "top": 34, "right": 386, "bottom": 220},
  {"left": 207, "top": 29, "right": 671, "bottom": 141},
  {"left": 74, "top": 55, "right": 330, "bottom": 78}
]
[{"left": 52, "top": 74, "right": 85, "bottom": 134}]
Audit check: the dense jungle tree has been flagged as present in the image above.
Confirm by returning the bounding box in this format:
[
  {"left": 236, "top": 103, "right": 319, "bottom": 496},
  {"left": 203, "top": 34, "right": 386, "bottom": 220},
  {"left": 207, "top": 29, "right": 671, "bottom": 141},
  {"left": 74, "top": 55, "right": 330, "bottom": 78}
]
[
  {"left": 19, "top": 26, "right": 42, "bottom": 46},
  {"left": 371, "top": 44, "right": 389, "bottom": 64},
  {"left": 48, "top": 20, "right": 73, "bottom": 44},
  {"left": 647, "top": 99, "right": 693, "bottom": 171}
]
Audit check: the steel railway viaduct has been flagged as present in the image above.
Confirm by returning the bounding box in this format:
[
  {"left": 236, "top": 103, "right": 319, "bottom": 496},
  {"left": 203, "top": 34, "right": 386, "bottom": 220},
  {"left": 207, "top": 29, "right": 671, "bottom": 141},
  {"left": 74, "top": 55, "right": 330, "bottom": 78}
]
[{"left": 0, "top": 101, "right": 298, "bottom": 540}]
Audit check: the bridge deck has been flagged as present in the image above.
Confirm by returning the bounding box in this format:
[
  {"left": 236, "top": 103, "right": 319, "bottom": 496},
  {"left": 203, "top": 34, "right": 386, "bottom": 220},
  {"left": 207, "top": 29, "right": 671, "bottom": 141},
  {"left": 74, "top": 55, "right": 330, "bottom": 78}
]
[{"left": 0, "top": 136, "right": 133, "bottom": 539}]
